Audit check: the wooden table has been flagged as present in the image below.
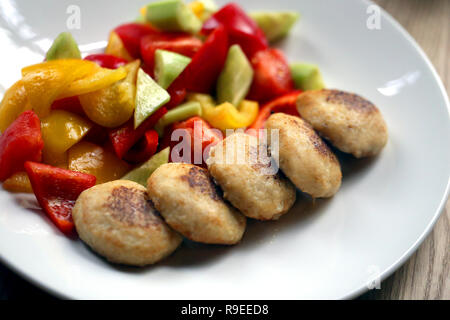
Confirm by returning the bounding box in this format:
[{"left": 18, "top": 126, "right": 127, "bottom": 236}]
[
  {"left": 360, "top": 0, "right": 450, "bottom": 300},
  {"left": 0, "top": 0, "right": 449, "bottom": 300}
]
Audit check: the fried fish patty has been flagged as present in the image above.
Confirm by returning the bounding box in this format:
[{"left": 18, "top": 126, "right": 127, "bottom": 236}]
[
  {"left": 265, "top": 113, "right": 342, "bottom": 198},
  {"left": 207, "top": 132, "right": 296, "bottom": 220},
  {"left": 296, "top": 89, "right": 388, "bottom": 158},
  {"left": 147, "top": 163, "right": 246, "bottom": 245},
  {"left": 72, "top": 180, "right": 182, "bottom": 266}
]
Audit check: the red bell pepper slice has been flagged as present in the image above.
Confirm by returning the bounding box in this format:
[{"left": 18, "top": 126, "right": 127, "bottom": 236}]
[
  {"left": 140, "top": 33, "right": 203, "bottom": 72},
  {"left": 247, "top": 90, "right": 302, "bottom": 134},
  {"left": 165, "top": 86, "right": 187, "bottom": 109},
  {"left": 51, "top": 96, "right": 84, "bottom": 116},
  {"left": 114, "top": 23, "right": 159, "bottom": 58},
  {"left": 124, "top": 129, "right": 159, "bottom": 163},
  {"left": 109, "top": 107, "right": 167, "bottom": 159},
  {"left": 0, "top": 110, "right": 44, "bottom": 181},
  {"left": 24, "top": 161, "right": 96, "bottom": 235},
  {"left": 248, "top": 48, "right": 294, "bottom": 103},
  {"left": 202, "top": 3, "right": 268, "bottom": 58},
  {"left": 50, "top": 55, "right": 127, "bottom": 115},
  {"left": 168, "top": 116, "right": 222, "bottom": 167},
  {"left": 169, "top": 25, "right": 228, "bottom": 94},
  {"left": 140, "top": 62, "right": 155, "bottom": 78},
  {"left": 84, "top": 54, "right": 128, "bottom": 69}
]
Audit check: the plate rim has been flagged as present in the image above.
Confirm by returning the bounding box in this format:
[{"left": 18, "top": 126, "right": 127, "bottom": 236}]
[
  {"left": 342, "top": 0, "right": 450, "bottom": 300},
  {"left": 0, "top": 0, "right": 449, "bottom": 300}
]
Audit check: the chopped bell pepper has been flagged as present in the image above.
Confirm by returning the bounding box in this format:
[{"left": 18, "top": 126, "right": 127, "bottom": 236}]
[
  {"left": 139, "top": 6, "right": 148, "bottom": 18},
  {"left": 114, "top": 23, "right": 159, "bottom": 58},
  {"left": 169, "top": 25, "right": 228, "bottom": 93},
  {"left": 188, "top": 93, "right": 258, "bottom": 130},
  {"left": 189, "top": 0, "right": 205, "bottom": 19},
  {"left": 40, "top": 110, "right": 92, "bottom": 167},
  {"left": 24, "top": 161, "right": 96, "bottom": 235},
  {"left": 43, "top": 151, "right": 69, "bottom": 169},
  {"left": 202, "top": 3, "right": 268, "bottom": 58},
  {"left": 169, "top": 116, "right": 222, "bottom": 167},
  {"left": 51, "top": 96, "right": 84, "bottom": 116},
  {"left": 21, "top": 60, "right": 92, "bottom": 118},
  {"left": 109, "top": 106, "right": 167, "bottom": 159},
  {"left": 186, "top": 92, "right": 215, "bottom": 108},
  {"left": 83, "top": 124, "right": 110, "bottom": 146},
  {"left": 165, "top": 86, "right": 187, "bottom": 109},
  {"left": 247, "top": 90, "right": 302, "bottom": 134},
  {"left": 122, "top": 147, "right": 169, "bottom": 187},
  {"left": 124, "top": 129, "right": 159, "bottom": 163},
  {"left": 105, "top": 31, "right": 133, "bottom": 61},
  {"left": 59, "top": 63, "right": 128, "bottom": 99},
  {"left": 0, "top": 110, "right": 43, "bottom": 181},
  {"left": 0, "top": 80, "right": 31, "bottom": 133},
  {"left": 140, "top": 32, "right": 202, "bottom": 72},
  {"left": 68, "top": 141, "right": 130, "bottom": 184},
  {"left": 84, "top": 54, "right": 128, "bottom": 69},
  {"left": 21, "top": 60, "right": 127, "bottom": 117},
  {"left": 189, "top": 0, "right": 218, "bottom": 22},
  {"left": 2, "top": 171, "right": 33, "bottom": 193},
  {"left": 79, "top": 60, "right": 140, "bottom": 128},
  {"left": 248, "top": 48, "right": 294, "bottom": 102},
  {"left": 205, "top": 101, "right": 259, "bottom": 131}
]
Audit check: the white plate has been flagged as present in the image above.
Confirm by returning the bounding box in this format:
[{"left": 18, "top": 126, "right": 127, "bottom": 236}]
[{"left": 0, "top": 0, "right": 449, "bottom": 300}]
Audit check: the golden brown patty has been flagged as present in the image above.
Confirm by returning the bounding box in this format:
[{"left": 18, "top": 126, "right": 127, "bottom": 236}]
[
  {"left": 297, "top": 89, "right": 388, "bottom": 158},
  {"left": 265, "top": 113, "right": 342, "bottom": 198},
  {"left": 147, "top": 163, "right": 246, "bottom": 245},
  {"left": 72, "top": 180, "right": 182, "bottom": 266},
  {"left": 208, "top": 132, "right": 296, "bottom": 220}
]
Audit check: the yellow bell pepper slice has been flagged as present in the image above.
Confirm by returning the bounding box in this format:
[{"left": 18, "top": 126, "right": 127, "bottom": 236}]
[
  {"left": 105, "top": 31, "right": 133, "bottom": 62},
  {"left": 79, "top": 60, "right": 140, "bottom": 128},
  {"left": 58, "top": 64, "right": 127, "bottom": 99},
  {"left": 139, "top": 6, "right": 148, "bottom": 18},
  {"left": 43, "top": 150, "right": 69, "bottom": 169},
  {"left": 21, "top": 60, "right": 88, "bottom": 118},
  {"left": 21, "top": 59, "right": 127, "bottom": 118},
  {"left": 41, "top": 110, "right": 92, "bottom": 167},
  {"left": 2, "top": 172, "right": 33, "bottom": 193},
  {"left": 68, "top": 141, "right": 131, "bottom": 184},
  {"left": 0, "top": 80, "right": 31, "bottom": 133},
  {"left": 188, "top": 1, "right": 205, "bottom": 19},
  {"left": 188, "top": 93, "right": 259, "bottom": 130},
  {"left": 187, "top": 93, "right": 215, "bottom": 108}
]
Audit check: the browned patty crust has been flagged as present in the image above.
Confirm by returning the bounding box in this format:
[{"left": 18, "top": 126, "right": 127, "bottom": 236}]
[
  {"left": 147, "top": 163, "right": 246, "bottom": 245},
  {"left": 73, "top": 180, "right": 182, "bottom": 266},
  {"left": 265, "top": 113, "right": 342, "bottom": 198},
  {"left": 297, "top": 89, "right": 388, "bottom": 158},
  {"left": 208, "top": 132, "right": 296, "bottom": 220}
]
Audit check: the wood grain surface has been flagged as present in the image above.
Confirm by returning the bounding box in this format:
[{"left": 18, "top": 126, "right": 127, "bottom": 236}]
[{"left": 360, "top": 0, "right": 450, "bottom": 300}]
